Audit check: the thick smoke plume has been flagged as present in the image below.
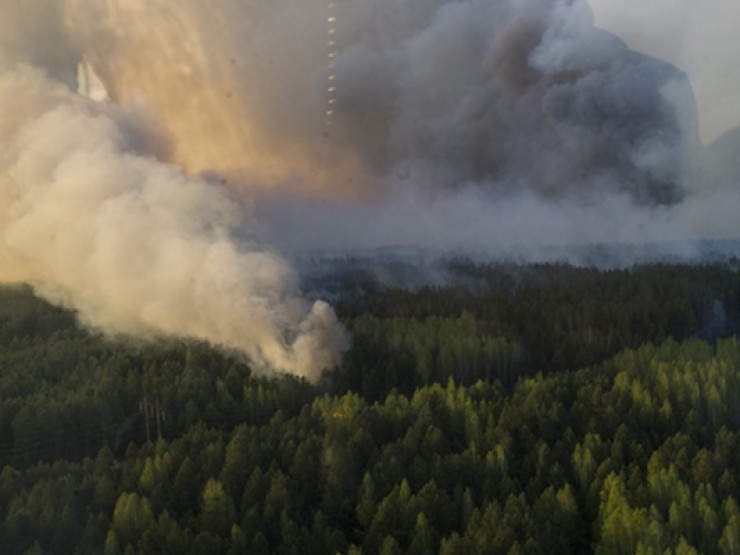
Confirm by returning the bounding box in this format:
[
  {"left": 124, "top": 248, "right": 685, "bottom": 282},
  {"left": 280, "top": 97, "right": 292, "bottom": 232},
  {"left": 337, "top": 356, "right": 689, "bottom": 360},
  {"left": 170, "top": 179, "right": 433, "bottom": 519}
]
[
  {"left": 0, "top": 65, "right": 346, "bottom": 381},
  {"left": 30, "top": 0, "right": 700, "bottom": 204},
  {"left": 1, "top": 0, "right": 739, "bottom": 376}
]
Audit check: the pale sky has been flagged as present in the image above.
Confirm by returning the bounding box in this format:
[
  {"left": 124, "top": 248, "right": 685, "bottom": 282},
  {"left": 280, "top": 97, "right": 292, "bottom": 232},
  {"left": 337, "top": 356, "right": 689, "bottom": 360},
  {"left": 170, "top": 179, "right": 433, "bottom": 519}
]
[{"left": 588, "top": 0, "right": 740, "bottom": 144}]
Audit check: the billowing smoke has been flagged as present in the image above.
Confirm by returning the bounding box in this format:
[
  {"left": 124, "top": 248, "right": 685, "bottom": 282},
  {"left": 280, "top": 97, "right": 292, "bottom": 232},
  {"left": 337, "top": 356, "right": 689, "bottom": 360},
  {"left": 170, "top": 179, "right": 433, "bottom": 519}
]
[
  {"left": 33, "top": 0, "right": 700, "bottom": 205},
  {"left": 0, "top": 65, "right": 346, "bottom": 381},
  {"left": 1, "top": 0, "right": 739, "bottom": 377}
]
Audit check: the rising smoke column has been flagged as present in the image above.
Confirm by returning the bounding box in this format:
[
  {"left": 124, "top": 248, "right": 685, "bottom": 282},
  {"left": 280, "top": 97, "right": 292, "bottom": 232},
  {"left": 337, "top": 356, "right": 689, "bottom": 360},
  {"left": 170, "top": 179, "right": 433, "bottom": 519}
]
[{"left": 0, "top": 63, "right": 346, "bottom": 380}]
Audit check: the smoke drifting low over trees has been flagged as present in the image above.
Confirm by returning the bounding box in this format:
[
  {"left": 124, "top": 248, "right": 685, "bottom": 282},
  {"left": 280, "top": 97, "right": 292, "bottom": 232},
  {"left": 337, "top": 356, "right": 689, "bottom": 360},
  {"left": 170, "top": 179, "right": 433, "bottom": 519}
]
[{"left": 1, "top": 0, "right": 740, "bottom": 372}]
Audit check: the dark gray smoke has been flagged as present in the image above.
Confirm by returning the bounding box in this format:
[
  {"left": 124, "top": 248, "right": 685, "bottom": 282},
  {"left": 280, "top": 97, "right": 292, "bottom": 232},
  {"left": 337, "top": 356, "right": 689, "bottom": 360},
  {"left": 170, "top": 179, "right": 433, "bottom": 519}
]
[
  {"left": 328, "top": 0, "right": 696, "bottom": 205},
  {"left": 260, "top": 0, "right": 739, "bottom": 252}
]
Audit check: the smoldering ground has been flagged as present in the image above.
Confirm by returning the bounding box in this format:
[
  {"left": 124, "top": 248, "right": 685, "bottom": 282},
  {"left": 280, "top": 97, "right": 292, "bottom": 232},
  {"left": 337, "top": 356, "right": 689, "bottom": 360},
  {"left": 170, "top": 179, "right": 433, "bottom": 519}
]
[{"left": 1, "top": 0, "right": 739, "bottom": 379}]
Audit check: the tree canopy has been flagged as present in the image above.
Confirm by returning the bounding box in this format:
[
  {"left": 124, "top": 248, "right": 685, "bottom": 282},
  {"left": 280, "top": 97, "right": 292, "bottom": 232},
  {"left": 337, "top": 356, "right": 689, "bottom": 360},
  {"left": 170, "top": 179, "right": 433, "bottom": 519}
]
[{"left": 2, "top": 262, "right": 740, "bottom": 553}]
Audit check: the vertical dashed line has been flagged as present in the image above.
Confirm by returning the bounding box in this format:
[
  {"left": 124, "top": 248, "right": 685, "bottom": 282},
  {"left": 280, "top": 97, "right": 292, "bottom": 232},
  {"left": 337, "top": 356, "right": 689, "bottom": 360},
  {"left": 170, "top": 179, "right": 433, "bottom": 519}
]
[{"left": 325, "top": 1, "right": 338, "bottom": 129}]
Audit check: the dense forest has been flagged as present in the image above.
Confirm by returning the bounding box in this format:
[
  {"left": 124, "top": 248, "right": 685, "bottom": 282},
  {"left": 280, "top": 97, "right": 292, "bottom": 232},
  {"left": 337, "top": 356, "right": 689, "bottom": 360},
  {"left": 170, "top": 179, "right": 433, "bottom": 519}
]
[{"left": 3, "top": 261, "right": 740, "bottom": 553}]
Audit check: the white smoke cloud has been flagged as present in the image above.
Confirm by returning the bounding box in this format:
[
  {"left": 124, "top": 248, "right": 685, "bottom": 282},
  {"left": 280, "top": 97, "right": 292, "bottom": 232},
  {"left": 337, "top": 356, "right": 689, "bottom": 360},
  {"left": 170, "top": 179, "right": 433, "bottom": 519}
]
[{"left": 0, "top": 65, "right": 346, "bottom": 381}]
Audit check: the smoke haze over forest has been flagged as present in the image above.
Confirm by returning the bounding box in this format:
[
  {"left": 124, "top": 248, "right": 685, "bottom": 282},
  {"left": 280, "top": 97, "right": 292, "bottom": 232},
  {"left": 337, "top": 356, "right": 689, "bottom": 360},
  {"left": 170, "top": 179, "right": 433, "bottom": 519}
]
[{"left": 1, "top": 0, "right": 740, "bottom": 376}]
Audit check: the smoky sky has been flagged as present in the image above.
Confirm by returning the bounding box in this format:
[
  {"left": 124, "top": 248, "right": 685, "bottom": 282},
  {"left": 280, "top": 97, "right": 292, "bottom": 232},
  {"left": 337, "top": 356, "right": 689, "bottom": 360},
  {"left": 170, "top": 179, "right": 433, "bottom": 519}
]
[
  {"left": 1, "top": 0, "right": 739, "bottom": 376},
  {"left": 328, "top": 0, "right": 696, "bottom": 205},
  {"left": 589, "top": 0, "right": 740, "bottom": 144},
  {"left": 3, "top": 0, "right": 709, "bottom": 203}
]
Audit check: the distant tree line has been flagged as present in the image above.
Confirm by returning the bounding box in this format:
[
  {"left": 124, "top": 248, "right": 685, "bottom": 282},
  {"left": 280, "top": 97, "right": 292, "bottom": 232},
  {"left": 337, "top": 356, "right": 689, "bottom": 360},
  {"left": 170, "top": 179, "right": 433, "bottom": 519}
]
[{"left": 335, "top": 262, "right": 740, "bottom": 398}]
